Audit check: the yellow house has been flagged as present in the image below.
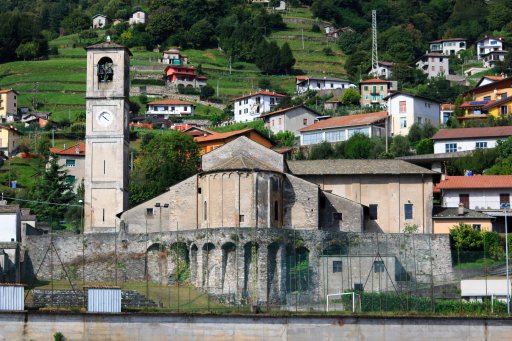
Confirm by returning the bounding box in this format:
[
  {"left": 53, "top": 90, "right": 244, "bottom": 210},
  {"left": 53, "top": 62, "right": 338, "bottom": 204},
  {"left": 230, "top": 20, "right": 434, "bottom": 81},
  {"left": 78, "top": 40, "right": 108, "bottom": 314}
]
[
  {"left": 0, "top": 89, "right": 18, "bottom": 119},
  {"left": 0, "top": 124, "right": 23, "bottom": 156},
  {"left": 460, "top": 77, "right": 512, "bottom": 120},
  {"left": 432, "top": 207, "right": 493, "bottom": 234}
]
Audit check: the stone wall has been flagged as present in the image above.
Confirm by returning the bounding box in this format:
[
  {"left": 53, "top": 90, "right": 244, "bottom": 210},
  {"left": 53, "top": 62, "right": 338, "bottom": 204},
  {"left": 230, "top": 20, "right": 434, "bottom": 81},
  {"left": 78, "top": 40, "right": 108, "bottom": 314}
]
[{"left": 23, "top": 229, "right": 454, "bottom": 305}]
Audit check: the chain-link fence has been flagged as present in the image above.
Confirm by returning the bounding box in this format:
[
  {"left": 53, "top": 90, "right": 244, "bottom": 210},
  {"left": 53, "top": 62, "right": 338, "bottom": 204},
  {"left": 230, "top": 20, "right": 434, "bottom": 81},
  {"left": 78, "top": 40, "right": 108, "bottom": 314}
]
[{"left": 20, "top": 226, "right": 511, "bottom": 315}]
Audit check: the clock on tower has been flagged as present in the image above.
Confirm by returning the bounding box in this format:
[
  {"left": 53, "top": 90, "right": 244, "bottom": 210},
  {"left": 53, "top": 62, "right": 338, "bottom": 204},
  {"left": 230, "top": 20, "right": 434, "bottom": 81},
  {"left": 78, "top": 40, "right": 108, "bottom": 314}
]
[{"left": 84, "top": 40, "right": 131, "bottom": 233}]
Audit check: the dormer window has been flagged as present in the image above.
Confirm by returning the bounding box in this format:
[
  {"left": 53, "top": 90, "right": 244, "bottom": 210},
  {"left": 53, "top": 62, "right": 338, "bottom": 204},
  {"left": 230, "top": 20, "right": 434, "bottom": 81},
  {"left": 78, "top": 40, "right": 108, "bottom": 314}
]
[{"left": 97, "top": 57, "right": 114, "bottom": 82}]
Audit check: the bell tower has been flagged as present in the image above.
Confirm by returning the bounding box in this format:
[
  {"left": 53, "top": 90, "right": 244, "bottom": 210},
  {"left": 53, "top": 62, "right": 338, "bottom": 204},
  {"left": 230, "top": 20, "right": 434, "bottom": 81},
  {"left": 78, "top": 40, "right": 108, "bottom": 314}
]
[{"left": 84, "top": 40, "right": 131, "bottom": 232}]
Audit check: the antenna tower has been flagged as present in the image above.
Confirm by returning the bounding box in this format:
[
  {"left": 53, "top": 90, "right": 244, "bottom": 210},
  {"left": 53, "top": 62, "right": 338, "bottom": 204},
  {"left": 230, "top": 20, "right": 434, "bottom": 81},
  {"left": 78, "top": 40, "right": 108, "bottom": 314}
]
[{"left": 372, "top": 10, "right": 379, "bottom": 78}]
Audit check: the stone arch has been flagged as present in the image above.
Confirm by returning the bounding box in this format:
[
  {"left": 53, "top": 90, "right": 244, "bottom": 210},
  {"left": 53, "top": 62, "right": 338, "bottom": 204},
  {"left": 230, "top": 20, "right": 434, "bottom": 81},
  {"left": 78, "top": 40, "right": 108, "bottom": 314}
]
[
  {"left": 190, "top": 244, "right": 198, "bottom": 284},
  {"left": 267, "top": 242, "right": 282, "bottom": 303},
  {"left": 243, "top": 241, "right": 259, "bottom": 302},
  {"left": 168, "top": 242, "right": 189, "bottom": 284},
  {"left": 202, "top": 242, "right": 216, "bottom": 288},
  {"left": 146, "top": 243, "right": 167, "bottom": 283},
  {"left": 221, "top": 242, "right": 237, "bottom": 293},
  {"left": 97, "top": 56, "right": 114, "bottom": 82},
  {"left": 284, "top": 244, "right": 310, "bottom": 293},
  {"left": 186, "top": 84, "right": 193, "bottom": 88}
]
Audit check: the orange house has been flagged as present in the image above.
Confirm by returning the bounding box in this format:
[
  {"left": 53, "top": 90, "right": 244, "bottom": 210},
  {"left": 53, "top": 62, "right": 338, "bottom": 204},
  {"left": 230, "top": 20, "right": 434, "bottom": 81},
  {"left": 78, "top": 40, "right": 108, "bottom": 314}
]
[{"left": 194, "top": 128, "right": 274, "bottom": 155}]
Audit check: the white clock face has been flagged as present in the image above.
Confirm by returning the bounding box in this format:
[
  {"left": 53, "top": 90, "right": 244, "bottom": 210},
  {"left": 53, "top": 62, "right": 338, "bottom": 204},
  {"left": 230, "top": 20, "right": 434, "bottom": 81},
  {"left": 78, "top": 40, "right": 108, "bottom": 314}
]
[{"left": 96, "top": 110, "right": 114, "bottom": 127}]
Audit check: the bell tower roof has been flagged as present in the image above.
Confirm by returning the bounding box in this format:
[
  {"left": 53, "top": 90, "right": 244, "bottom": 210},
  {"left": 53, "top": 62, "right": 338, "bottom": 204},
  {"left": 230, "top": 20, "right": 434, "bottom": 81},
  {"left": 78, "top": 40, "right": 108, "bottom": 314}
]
[{"left": 85, "top": 42, "right": 133, "bottom": 56}]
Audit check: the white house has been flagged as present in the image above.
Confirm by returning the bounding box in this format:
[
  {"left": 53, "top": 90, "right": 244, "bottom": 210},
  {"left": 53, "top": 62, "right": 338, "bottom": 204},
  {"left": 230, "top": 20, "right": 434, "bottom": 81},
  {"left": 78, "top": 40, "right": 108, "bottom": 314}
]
[
  {"left": 0, "top": 205, "right": 20, "bottom": 243},
  {"left": 260, "top": 105, "right": 322, "bottom": 136},
  {"left": 296, "top": 76, "right": 354, "bottom": 95},
  {"left": 416, "top": 52, "right": 449, "bottom": 79},
  {"left": 232, "top": 90, "right": 285, "bottom": 123},
  {"left": 299, "top": 111, "right": 388, "bottom": 146},
  {"left": 92, "top": 14, "right": 110, "bottom": 29},
  {"left": 476, "top": 75, "right": 505, "bottom": 87},
  {"left": 461, "top": 279, "right": 512, "bottom": 303},
  {"left": 477, "top": 36, "right": 504, "bottom": 60},
  {"left": 146, "top": 99, "right": 195, "bottom": 118},
  {"left": 129, "top": 10, "right": 147, "bottom": 25},
  {"left": 161, "top": 49, "right": 188, "bottom": 65},
  {"left": 368, "top": 61, "right": 395, "bottom": 79},
  {"left": 385, "top": 92, "right": 440, "bottom": 136},
  {"left": 429, "top": 38, "right": 467, "bottom": 56},
  {"left": 432, "top": 126, "right": 512, "bottom": 154},
  {"left": 482, "top": 50, "right": 508, "bottom": 68}
]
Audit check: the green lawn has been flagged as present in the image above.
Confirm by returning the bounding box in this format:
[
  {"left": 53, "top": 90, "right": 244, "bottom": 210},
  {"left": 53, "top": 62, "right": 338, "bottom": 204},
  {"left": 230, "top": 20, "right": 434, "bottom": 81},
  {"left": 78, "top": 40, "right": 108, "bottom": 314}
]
[{"left": 0, "top": 157, "right": 45, "bottom": 191}]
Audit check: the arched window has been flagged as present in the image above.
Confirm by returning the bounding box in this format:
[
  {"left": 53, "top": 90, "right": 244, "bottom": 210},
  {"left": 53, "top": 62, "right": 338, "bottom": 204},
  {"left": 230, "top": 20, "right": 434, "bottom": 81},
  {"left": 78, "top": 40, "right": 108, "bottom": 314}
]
[
  {"left": 274, "top": 200, "right": 279, "bottom": 221},
  {"left": 204, "top": 201, "right": 207, "bottom": 221},
  {"left": 97, "top": 57, "right": 114, "bottom": 82}
]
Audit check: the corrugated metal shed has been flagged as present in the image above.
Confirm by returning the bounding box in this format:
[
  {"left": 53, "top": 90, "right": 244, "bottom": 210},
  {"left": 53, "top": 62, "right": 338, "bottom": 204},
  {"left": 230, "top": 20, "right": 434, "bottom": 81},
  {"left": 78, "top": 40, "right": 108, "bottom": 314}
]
[
  {"left": 87, "top": 287, "right": 121, "bottom": 313},
  {"left": 0, "top": 284, "right": 25, "bottom": 311}
]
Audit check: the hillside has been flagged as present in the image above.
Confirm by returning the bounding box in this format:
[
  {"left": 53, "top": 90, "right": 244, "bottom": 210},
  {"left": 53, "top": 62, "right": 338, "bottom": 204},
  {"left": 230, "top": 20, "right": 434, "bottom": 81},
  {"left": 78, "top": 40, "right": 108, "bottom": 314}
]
[{"left": 0, "top": 7, "right": 346, "bottom": 119}]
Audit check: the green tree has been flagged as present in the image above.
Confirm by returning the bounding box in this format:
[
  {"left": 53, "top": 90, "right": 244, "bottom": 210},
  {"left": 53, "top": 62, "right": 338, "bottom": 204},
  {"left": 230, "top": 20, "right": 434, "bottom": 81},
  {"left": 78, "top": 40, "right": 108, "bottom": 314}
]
[
  {"left": 389, "top": 135, "right": 411, "bottom": 157},
  {"left": 279, "top": 42, "right": 295, "bottom": 74},
  {"left": 450, "top": 222, "right": 483, "bottom": 250},
  {"left": 186, "top": 19, "right": 216, "bottom": 48},
  {"left": 341, "top": 88, "right": 361, "bottom": 105},
  {"left": 415, "top": 138, "right": 434, "bottom": 155},
  {"left": 309, "top": 141, "right": 334, "bottom": 159},
  {"left": 345, "top": 133, "right": 374, "bottom": 159},
  {"left": 28, "top": 157, "right": 76, "bottom": 227},
  {"left": 337, "top": 31, "right": 361, "bottom": 55},
  {"left": 274, "top": 131, "right": 295, "bottom": 147},
  {"left": 61, "top": 9, "right": 90, "bottom": 34},
  {"left": 200, "top": 85, "right": 215, "bottom": 100},
  {"left": 15, "top": 41, "right": 38, "bottom": 60},
  {"left": 146, "top": 6, "right": 180, "bottom": 44},
  {"left": 129, "top": 132, "right": 200, "bottom": 207}
]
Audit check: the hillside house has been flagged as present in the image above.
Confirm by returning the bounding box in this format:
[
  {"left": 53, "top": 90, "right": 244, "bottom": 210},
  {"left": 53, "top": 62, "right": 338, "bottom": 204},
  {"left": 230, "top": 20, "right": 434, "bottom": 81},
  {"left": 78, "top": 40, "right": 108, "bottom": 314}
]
[
  {"left": 288, "top": 159, "right": 436, "bottom": 233},
  {"left": 0, "top": 125, "right": 22, "bottom": 156},
  {"left": 0, "top": 89, "right": 18, "bottom": 120},
  {"left": 434, "top": 175, "right": 512, "bottom": 232},
  {"left": 416, "top": 52, "right": 449, "bottom": 79},
  {"left": 482, "top": 50, "right": 507, "bottom": 68},
  {"left": 430, "top": 38, "right": 467, "bottom": 56},
  {"left": 385, "top": 92, "right": 440, "bottom": 136},
  {"left": 232, "top": 90, "right": 285, "bottom": 123},
  {"left": 432, "top": 126, "right": 512, "bottom": 154},
  {"left": 129, "top": 9, "right": 147, "bottom": 25},
  {"left": 477, "top": 36, "right": 504, "bottom": 60},
  {"left": 161, "top": 49, "right": 188, "bottom": 65},
  {"left": 299, "top": 111, "right": 388, "bottom": 146},
  {"left": 459, "top": 77, "right": 512, "bottom": 120},
  {"left": 146, "top": 99, "right": 195, "bottom": 118},
  {"left": 260, "top": 105, "right": 322, "bottom": 136},
  {"left": 92, "top": 14, "right": 110, "bottom": 29},
  {"left": 368, "top": 61, "right": 396, "bottom": 79},
  {"left": 440, "top": 103, "right": 454, "bottom": 125},
  {"left": 359, "top": 79, "right": 391, "bottom": 108},
  {"left": 432, "top": 206, "right": 494, "bottom": 234},
  {"left": 49, "top": 143, "right": 85, "bottom": 190},
  {"left": 164, "top": 65, "right": 207, "bottom": 90},
  {"left": 194, "top": 128, "right": 274, "bottom": 155},
  {"left": 295, "top": 76, "right": 354, "bottom": 94},
  {"left": 476, "top": 75, "right": 505, "bottom": 87},
  {"left": 324, "top": 97, "right": 342, "bottom": 111}
]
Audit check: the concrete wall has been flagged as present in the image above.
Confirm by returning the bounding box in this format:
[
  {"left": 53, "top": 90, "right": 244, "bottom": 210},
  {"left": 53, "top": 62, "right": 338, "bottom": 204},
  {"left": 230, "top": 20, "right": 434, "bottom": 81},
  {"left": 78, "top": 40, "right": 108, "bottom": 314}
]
[{"left": 2, "top": 312, "right": 512, "bottom": 341}]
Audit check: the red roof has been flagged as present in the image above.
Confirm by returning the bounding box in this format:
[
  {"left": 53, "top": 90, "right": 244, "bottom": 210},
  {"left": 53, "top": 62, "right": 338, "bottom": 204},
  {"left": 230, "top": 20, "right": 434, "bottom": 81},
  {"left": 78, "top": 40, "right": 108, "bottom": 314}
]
[
  {"left": 484, "top": 75, "right": 505, "bottom": 81},
  {"left": 460, "top": 101, "right": 492, "bottom": 109},
  {"left": 300, "top": 111, "right": 388, "bottom": 132},
  {"left": 432, "top": 126, "right": 512, "bottom": 140},
  {"left": 359, "top": 78, "right": 390, "bottom": 84},
  {"left": 435, "top": 175, "right": 512, "bottom": 190},
  {"left": 430, "top": 38, "right": 466, "bottom": 43},
  {"left": 260, "top": 105, "right": 320, "bottom": 118},
  {"left": 0, "top": 89, "right": 19, "bottom": 95},
  {"left": 441, "top": 103, "right": 454, "bottom": 110},
  {"left": 50, "top": 142, "right": 85, "bottom": 156},
  {"left": 148, "top": 99, "right": 193, "bottom": 105},
  {"left": 194, "top": 128, "right": 273, "bottom": 144},
  {"left": 231, "top": 90, "right": 286, "bottom": 101}
]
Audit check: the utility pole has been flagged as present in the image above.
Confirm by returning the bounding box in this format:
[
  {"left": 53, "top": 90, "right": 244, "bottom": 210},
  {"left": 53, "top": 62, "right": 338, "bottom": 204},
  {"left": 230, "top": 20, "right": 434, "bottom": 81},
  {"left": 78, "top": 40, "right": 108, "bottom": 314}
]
[
  {"left": 51, "top": 128, "right": 55, "bottom": 148},
  {"left": 229, "top": 56, "right": 232, "bottom": 75},
  {"left": 302, "top": 29, "right": 305, "bottom": 50},
  {"left": 371, "top": 10, "right": 379, "bottom": 78},
  {"left": 216, "top": 79, "right": 219, "bottom": 97}
]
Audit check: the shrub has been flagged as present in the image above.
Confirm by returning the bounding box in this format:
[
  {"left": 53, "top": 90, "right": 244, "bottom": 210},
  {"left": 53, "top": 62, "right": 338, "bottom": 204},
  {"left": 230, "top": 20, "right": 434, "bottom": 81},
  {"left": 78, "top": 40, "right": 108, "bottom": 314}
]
[{"left": 311, "top": 24, "right": 321, "bottom": 33}]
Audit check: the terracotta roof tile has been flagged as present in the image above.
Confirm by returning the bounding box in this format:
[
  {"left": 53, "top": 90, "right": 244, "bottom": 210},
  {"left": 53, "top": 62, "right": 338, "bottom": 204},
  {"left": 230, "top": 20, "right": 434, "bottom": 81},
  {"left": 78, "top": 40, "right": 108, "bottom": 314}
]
[
  {"left": 435, "top": 175, "right": 512, "bottom": 190},
  {"left": 231, "top": 90, "right": 285, "bottom": 101},
  {"left": 260, "top": 105, "right": 321, "bottom": 118},
  {"left": 430, "top": 38, "right": 466, "bottom": 43},
  {"left": 441, "top": 103, "right": 454, "bottom": 110},
  {"left": 51, "top": 142, "right": 85, "bottom": 156},
  {"left": 148, "top": 99, "right": 193, "bottom": 105},
  {"left": 195, "top": 128, "right": 255, "bottom": 143},
  {"left": 359, "top": 78, "right": 390, "bottom": 84},
  {"left": 299, "top": 111, "right": 387, "bottom": 132},
  {"left": 288, "top": 159, "right": 436, "bottom": 175},
  {"left": 432, "top": 127, "right": 512, "bottom": 140}
]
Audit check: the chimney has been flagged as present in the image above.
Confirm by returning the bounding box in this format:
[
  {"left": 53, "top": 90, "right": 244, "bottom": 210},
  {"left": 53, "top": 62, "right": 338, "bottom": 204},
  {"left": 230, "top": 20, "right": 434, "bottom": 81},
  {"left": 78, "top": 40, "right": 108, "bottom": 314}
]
[
  {"left": 75, "top": 144, "right": 80, "bottom": 154},
  {"left": 458, "top": 203, "right": 464, "bottom": 216},
  {"left": 441, "top": 173, "right": 446, "bottom": 181}
]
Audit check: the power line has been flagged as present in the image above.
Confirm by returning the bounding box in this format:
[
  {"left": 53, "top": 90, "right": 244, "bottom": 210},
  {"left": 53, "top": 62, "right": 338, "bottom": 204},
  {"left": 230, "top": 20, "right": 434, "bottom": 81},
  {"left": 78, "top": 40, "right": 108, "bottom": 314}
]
[{"left": 2, "top": 195, "right": 82, "bottom": 208}]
